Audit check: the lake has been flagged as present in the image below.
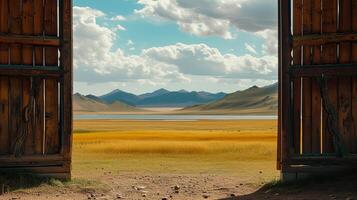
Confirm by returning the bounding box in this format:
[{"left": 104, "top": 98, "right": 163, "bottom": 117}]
[{"left": 74, "top": 114, "right": 277, "bottom": 121}]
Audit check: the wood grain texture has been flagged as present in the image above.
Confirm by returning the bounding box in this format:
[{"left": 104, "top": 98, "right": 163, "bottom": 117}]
[
  {"left": 9, "top": 0, "right": 23, "bottom": 156},
  {"left": 44, "top": 0, "right": 60, "bottom": 155},
  {"left": 0, "top": 0, "right": 9, "bottom": 155},
  {"left": 302, "top": 0, "right": 313, "bottom": 154},
  {"left": 22, "top": 0, "right": 35, "bottom": 155},
  {"left": 311, "top": 0, "right": 322, "bottom": 154},
  {"left": 321, "top": 0, "right": 338, "bottom": 153},
  {"left": 34, "top": 0, "right": 45, "bottom": 155},
  {"left": 338, "top": 0, "right": 353, "bottom": 153},
  {"left": 293, "top": 0, "right": 302, "bottom": 155},
  {"left": 351, "top": 0, "right": 357, "bottom": 153},
  {"left": 60, "top": 0, "right": 73, "bottom": 164}
]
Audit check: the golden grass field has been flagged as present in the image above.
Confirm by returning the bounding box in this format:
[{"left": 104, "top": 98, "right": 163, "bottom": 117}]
[{"left": 72, "top": 120, "right": 279, "bottom": 182}]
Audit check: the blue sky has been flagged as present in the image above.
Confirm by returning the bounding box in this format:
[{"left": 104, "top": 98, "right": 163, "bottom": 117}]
[{"left": 73, "top": 0, "right": 277, "bottom": 95}]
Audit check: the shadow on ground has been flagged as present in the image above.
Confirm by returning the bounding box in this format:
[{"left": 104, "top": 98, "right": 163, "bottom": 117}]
[
  {"left": 0, "top": 173, "right": 61, "bottom": 195},
  {"left": 219, "top": 172, "right": 357, "bottom": 200}
]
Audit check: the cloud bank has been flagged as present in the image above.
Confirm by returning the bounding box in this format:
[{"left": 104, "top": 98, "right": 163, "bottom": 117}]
[{"left": 74, "top": 5, "right": 277, "bottom": 86}]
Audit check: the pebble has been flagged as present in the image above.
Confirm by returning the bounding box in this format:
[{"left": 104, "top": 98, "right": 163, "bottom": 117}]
[
  {"left": 174, "top": 185, "right": 180, "bottom": 191},
  {"left": 203, "top": 194, "right": 210, "bottom": 199},
  {"left": 136, "top": 186, "right": 146, "bottom": 191}
]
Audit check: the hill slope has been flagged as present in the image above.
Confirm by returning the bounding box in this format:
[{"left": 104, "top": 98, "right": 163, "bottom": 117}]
[
  {"left": 73, "top": 93, "right": 144, "bottom": 113},
  {"left": 181, "top": 83, "right": 278, "bottom": 115}
]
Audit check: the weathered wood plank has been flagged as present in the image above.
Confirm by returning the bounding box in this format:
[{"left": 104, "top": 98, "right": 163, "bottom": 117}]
[
  {"left": 302, "top": 0, "right": 313, "bottom": 154},
  {"left": 0, "top": 35, "right": 60, "bottom": 46},
  {"left": 293, "top": 33, "right": 357, "bottom": 47},
  {"left": 321, "top": 0, "right": 338, "bottom": 153},
  {"left": 290, "top": 64, "right": 357, "bottom": 77},
  {"left": 34, "top": 0, "right": 45, "bottom": 155},
  {"left": 338, "top": 0, "right": 353, "bottom": 153},
  {"left": 22, "top": 0, "right": 35, "bottom": 155},
  {"left": 293, "top": 0, "right": 302, "bottom": 155},
  {"left": 311, "top": 0, "right": 322, "bottom": 154},
  {"left": 44, "top": 0, "right": 60, "bottom": 155},
  {"left": 0, "top": 78, "right": 9, "bottom": 155},
  {"left": 0, "top": 0, "right": 9, "bottom": 155},
  {"left": 9, "top": 0, "right": 23, "bottom": 156},
  {"left": 352, "top": 0, "right": 357, "bottom": 153},
  {"left": 60, "top": 0, "right": 73, "bottom": 168},
  {"left": 279, "top": 0, "right": 292, "bottom": 172}
]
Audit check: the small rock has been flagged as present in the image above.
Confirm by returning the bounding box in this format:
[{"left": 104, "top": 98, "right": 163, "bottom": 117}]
[
  {"left": 162, "top": 197, "right": 168, "bottom": 200},
  {"left": 142, "top": 194, "right": 147, "bottom": 197},
  {"left": 203, "top": 194, "right": 210, "bottom": 199},
  {"left": 174, "top": 185, "right": 180, "bottom": 191},
  {"left": 136, "top": 186, "right": 146, "bottom": 191},
  {"left": 230, "top": 193, "right": 236, "bottom": 197}
]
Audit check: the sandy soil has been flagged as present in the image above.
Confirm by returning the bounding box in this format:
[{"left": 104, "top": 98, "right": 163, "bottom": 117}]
[
  {"left": 1, "top": 172, "right": 357, "bottom": 200},
  {"left": 0, "top": 173, "right": 259, "bottom": 200}
]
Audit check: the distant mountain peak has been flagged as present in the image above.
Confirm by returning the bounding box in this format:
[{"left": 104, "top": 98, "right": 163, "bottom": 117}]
[
  {"left": 153, "top": 88, "right": 170, "bottom": 94},
  {"left": 249, "top": 85, "right": 259, "bottom": 90},
  {"left": 178, "top": 89, "right": 189, "bottom": 93},
  {"left": 104, "top": 89, "right": 123, "bottom": 96}
]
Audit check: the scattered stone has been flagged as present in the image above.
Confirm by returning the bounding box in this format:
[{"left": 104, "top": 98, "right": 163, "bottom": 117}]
[
  {"left": 203, "top": 194, "right": 210, "bottom": 199},
  {"left": 116, "top": 194, "right": 122, "bottom": 199},
  {"left": 136, "top": 186, "right": 146, "bottom": 191},
  {"left": 230, "top": 193, "right": 236, "bottom": 197},
  {"left": 162, "top": 197, "right": 168, "bottom": 200},
  {"left": 174, "top": 185, "right": 180, "bottom": 191},
  {"left": 142, "top": 194, "right": 147, "bottom": 197}
]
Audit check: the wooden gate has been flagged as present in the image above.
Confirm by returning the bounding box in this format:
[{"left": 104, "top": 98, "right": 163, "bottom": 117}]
[
  {"left": 279, "top": 0, "right": 357, "bottom": 175},
  {"left": 0, "top": 0, "right": 72, "bottom": 179}
]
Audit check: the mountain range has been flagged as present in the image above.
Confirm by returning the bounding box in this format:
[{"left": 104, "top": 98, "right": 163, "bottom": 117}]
[
  {"left": 99, "top": 89, "right": 227, "bottom": 107},
  {"left": 73, "top": 83, "right": 278, "bottom": 114}
]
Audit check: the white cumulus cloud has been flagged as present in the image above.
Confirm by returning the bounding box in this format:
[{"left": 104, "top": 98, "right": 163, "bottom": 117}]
[
  {"left": 73, "top": 6, "right": 277, "bottom": 86},
  {"left": 244, "top": 43, "right": 257, "bottom": 54},
  {"left": 111, "top": 15, "right": 126, "bottom": 21},
  {"left": 135, "top": 0, "right": 277, "bottom": 39}
]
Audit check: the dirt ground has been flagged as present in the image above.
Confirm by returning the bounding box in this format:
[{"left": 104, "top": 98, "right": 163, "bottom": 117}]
[{"left": 1, "top": 172, "right": 357, "bottom": 200}]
